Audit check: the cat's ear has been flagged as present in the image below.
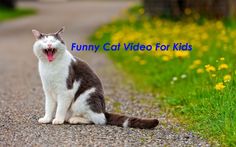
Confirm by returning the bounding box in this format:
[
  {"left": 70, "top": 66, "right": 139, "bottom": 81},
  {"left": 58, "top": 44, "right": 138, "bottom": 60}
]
[
  {"left": 55, "top": 26, "right": 65, "bottom": 35},
  {"left": 32, "top": 29, "right": 42, "bottom": 40}
]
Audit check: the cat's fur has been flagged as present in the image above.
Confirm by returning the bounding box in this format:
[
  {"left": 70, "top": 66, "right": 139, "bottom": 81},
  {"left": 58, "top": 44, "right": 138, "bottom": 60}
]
[{"left": 32, "top": 27, "right": 159, "bottom": 129}]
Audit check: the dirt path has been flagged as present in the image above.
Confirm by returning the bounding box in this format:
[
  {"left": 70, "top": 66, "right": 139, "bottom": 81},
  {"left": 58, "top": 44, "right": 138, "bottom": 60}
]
[{"left": 0, "top": 1, "right": 209, "bottom": 146}]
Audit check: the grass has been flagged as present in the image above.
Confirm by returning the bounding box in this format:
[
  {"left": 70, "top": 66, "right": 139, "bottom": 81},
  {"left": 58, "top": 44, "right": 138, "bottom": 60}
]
[
  {"left": 0, "top": 7, "right": 36, "bottom": 22},
  {"left": 91, "top": 5, "right": 236, "bottom": 146}
]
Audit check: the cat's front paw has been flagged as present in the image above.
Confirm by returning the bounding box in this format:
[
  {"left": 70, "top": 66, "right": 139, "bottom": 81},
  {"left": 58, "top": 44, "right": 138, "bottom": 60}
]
[
  {"left": 52, "top": 118, "right": 64, "bottom": 125},
  {"left": 38, "top": 117, "right": 52, "bottom": 124}
]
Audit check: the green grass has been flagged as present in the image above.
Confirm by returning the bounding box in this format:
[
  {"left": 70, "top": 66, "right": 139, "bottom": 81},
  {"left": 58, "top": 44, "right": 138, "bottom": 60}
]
[
  {"left": 91, "top": 5, "right": 236, "bottom": 146},
  {"left": 0, "top": 7, "right": 36, "bottom": 22}
]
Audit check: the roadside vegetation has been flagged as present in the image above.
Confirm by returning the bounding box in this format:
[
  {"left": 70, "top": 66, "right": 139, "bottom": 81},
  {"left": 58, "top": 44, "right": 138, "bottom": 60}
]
[
  {"left": 91, "top": 5, "right": 236, "bottom": 146},
  {"left": 0, "top": 6, "right": 35, "bottom": 22}
]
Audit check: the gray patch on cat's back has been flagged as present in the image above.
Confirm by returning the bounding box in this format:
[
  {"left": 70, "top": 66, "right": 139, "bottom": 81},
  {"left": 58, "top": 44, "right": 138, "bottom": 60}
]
[{"left": 67, "top": 58, "right": 105, "bottom": 113}]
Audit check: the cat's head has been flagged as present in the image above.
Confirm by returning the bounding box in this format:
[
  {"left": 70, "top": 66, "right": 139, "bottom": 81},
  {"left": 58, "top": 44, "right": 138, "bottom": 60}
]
[{"left": 32, "top": 27, "right": 66, "bottom": 63}]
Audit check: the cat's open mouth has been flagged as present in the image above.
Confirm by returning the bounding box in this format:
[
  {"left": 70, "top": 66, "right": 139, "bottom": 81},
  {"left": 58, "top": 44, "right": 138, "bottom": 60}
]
[{"left": 43, "top": 48, "right": 57, "bottom": 62}]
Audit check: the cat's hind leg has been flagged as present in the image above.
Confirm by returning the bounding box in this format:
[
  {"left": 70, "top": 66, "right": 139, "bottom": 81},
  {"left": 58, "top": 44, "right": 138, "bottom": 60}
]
[
  {"left": 68, "top": 116, "right": 92, "bottom": 124},
  {"left": 65, "top": 111, "right": 91, "bottom": 124},
  {"left": 71, "top": 87, "right": 106, "bottom": 125},
  {"left": 87, "top": 111, "right": 106, "bottom": 125}
]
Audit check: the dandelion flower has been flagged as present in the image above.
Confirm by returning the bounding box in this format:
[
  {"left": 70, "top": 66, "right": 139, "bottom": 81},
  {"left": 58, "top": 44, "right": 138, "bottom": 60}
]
[
  {"left": 139, "top": 60, "right": 146, "bottom": 65},
  {"left": 133, "top": 56, "right": 140, "bottom": 62},
  {"left": 193, "top": 59, "right": 201, "bottom": 65},
  {"left": 218, "top": 64, "right": 228, "bottom": 70},
  {"left": 220, "top": 57, "right": 225, "bottom": 61},
  {"left": 162, "top": 56, "right": 170, "bottom": 61},
  {"left": 211, "top": 74, "right": 216, "bottom": 78},
  {"left": 216, "top": 21, "right": 224, "bottom": 29},
  {"left": 172, "top": 77, "right": 178, "bottom": 81},
  {"left": 205, "top": 64, "right": 216, "bottom": 72},
  {"left": 197, "top": 68, "right": 204, "bottom": 74},
  {"left": 181, "top": 74, "right": 187, "bottom": 79},
  {"left": 224, "top": 75, "right": 231, "bottom": 82},
  {"left": 215, "top": 82, "right": 225, "bottom": 91},
  {"left": 175, "top": 51, "right": 189, "bottom": 58}
]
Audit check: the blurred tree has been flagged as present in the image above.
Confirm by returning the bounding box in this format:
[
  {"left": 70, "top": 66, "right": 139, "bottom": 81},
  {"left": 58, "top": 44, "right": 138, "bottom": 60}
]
[
  {"left": 143, "top": 0, "right": 234, "bottom": 19},
  {"left": 0, "top": 0, "right": 16, "bottom": 9}
]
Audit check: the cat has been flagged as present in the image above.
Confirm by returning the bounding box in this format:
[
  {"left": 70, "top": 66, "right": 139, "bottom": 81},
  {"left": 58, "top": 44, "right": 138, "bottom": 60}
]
[{"left": 32, "top": 27, "right": 159, "bottom": 129}]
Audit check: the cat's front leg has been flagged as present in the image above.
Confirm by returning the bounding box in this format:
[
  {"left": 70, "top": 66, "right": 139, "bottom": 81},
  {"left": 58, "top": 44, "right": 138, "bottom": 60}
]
[
  {"left": 52, "top": 94, "right": 72, "bottom": 125},
  {"left": 38, "top": 93, "right": 56, "bottom": 124}
]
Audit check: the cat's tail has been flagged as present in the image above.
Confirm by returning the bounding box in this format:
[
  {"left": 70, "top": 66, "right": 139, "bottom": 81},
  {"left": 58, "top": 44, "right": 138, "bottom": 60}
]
[{"left": 104, "top": 112, "right": 159, "bottom": 129}]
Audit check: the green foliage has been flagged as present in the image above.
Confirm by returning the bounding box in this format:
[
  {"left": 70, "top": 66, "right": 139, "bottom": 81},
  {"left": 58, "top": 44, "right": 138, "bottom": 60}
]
[
  {"left": 91, "top": 5, "right": 236, "bottom": 146},
  {"left": 0, "top": 7, "right": 36, "bottom": 22}
]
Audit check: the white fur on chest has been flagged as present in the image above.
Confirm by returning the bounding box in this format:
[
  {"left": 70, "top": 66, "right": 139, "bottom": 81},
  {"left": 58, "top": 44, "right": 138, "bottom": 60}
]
[{"left": 39, "top": 50, "right": 74, "bottom": 95}]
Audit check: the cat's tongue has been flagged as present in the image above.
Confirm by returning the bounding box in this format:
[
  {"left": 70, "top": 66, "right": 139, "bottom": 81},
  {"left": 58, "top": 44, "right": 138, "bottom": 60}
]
[{"left": 47, "top": 50, "right": 54, "bottom": 62}]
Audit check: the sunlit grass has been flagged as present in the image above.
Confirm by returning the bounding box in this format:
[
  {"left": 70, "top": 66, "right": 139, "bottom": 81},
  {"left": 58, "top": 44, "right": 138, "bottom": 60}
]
[
  {"left": 91, "top": 5, "right": 236, "bottom": 146},
  {"left": 0, "top": 7, "right": 36, "bottom": 22}
]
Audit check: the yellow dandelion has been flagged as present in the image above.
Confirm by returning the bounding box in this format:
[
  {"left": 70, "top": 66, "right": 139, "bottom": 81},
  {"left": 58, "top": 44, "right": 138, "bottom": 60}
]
[
  {"left": 218, "top": 63, "right": 228, "bottom": 70},
  {"left": 189, "top": 59, "right": 201, "bottom": 69},
  {"left": 215, "top": 82, "right": 225, "bottom": 91},
  {"left": 224, "top": 75, "right": 231, "bottom": 82},
  {"left": 196, "top": 68, "right": 204, "bottom": 74},
  {"left": 162, "top": 56, "right": 170, "bottom": 61},
  {"left": 175, "top": 51, "right": 189, "bottom": 58},
  {"left": 216, "top": 21, "right": 224, "bottom": 29},
  {"left": 133, "top": 56, "right": 140, "bottom": 62},
  {"left": 205, "top": 64, "right": 216, "bottom": 72},
  {"left": 139, "top": 60, "right": 146, "bottom": 65},
  {"left": 220, "top": 57, "right": 225, "bottom": 61},
  {"left": 193, "top": 59, "right": 201, "bottom": 65}
]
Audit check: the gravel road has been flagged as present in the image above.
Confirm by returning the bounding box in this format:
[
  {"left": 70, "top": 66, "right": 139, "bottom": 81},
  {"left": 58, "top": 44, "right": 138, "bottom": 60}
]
[{"left": 0, "top": 1, "right": 210, "bottom": 146}]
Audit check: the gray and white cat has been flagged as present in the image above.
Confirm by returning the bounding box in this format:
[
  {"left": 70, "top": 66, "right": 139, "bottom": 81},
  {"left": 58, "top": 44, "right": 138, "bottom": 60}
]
[{"left": 32, "top": 27, "right": 159, "bottom": 129}]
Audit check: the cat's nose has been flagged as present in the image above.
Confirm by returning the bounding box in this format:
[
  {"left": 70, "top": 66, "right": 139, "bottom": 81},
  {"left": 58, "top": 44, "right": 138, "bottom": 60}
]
[{"left": 48, "top": 44, "right": 52, "bottom": 48}]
